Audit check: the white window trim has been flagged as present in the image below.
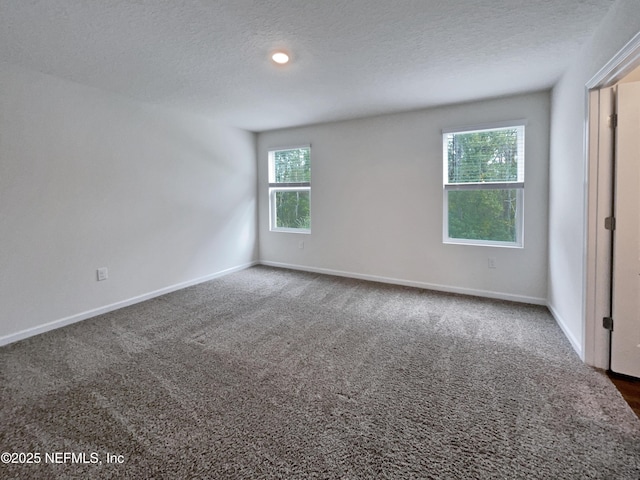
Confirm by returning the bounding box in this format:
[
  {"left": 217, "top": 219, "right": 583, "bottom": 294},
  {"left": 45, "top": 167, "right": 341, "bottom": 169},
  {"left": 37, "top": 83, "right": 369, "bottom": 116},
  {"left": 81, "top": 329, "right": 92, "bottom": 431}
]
[
  {"left": 442, "top": 119, "right": 528, "bottom": 135},
  {"left": 268, "top": 145, "right": 311, "bottom": 234},
  {"left": 442, "top": 123, "right": 525, "bottom": 248}
]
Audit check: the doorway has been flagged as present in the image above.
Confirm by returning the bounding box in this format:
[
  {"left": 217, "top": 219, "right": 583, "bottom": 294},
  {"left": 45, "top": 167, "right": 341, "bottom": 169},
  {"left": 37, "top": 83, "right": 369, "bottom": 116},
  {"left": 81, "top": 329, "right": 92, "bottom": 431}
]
[
  {"left": 583, "top": 33, "right": 640, "bottom": 376},
  {"left": 609, "top": 78, "right": 640, "bottom": 378},
  {"left": 585, "top": 40, "right": 640, "bottom": 417}
]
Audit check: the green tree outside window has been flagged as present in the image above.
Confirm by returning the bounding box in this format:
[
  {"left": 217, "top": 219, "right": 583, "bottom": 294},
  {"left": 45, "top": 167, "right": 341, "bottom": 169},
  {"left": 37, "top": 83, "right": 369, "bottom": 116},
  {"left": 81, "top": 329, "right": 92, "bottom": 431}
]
[
  {"left": 269, "top": 147, "right": 311, "bottom": 231},
  {"left": 444, "top": 126, "right": 524, "bottom": 245}
]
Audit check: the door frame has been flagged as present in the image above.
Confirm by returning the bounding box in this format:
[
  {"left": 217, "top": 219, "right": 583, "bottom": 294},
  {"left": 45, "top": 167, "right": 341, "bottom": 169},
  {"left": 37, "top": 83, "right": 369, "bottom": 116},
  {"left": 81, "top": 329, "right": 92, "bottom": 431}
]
[{"left": 584, "top": 31, "right": 640, "bottom": 368}]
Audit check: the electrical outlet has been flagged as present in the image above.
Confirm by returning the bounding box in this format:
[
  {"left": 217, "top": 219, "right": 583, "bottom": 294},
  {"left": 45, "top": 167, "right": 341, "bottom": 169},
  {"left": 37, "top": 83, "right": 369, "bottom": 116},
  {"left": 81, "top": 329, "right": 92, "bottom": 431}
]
[
  {"left": 488, "top": 257, "right": 496, "bottom": 269},
  {"left": 298, "top": 240, "right": 304, "bottom": 249},
  {"left": 97, "top": 267, "right": 108, "bottom": 281}
]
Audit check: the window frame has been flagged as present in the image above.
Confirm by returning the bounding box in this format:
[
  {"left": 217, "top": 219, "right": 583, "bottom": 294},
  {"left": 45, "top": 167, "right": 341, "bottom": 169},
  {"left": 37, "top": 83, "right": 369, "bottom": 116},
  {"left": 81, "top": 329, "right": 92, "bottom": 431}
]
[
  {"left": 268, "top": 145, "right": 311, "bottom": 234},
  {"left": 442, "top": 121, "right": 526, "bottom": 248}
]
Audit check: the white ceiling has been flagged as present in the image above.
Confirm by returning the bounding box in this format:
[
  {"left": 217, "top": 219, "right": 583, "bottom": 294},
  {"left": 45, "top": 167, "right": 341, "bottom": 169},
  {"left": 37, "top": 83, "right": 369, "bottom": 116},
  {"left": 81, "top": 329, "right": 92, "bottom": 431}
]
[{"left": 0, "top": 0, "right": 616, "bottom": 132}]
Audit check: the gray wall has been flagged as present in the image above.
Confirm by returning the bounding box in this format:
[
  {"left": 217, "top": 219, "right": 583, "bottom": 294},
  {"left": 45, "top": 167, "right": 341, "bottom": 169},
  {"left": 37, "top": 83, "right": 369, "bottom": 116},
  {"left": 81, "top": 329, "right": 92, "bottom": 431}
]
[
  {"left": 258, "top": 91, "right": 550, "bottom": 304},
  {"left": 548, "top": 0, "right": 640, "bottom": 363},
  {"left": 0, "top": 63, "right": 257, "bottom": 343}
]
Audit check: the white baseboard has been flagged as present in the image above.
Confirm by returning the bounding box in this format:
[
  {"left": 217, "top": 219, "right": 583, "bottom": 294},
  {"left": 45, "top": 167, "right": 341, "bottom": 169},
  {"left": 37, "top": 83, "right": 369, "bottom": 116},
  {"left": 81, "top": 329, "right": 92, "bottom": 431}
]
[
  {"left": 259, "top": 261, "right": 547, "bottom": 306},
  {"left": 546, "top": 302, "right": 584, "bottom": 360},
  {"left": 0, "top": 261, "right": 258, "bottom": 347}
]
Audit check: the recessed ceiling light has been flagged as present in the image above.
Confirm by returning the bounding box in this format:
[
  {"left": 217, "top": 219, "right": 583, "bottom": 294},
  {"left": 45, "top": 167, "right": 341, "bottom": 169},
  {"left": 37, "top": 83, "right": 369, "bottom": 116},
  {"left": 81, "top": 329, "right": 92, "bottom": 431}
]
[{"left": 271, "top": 51, "right": 290, "bottom": 65}]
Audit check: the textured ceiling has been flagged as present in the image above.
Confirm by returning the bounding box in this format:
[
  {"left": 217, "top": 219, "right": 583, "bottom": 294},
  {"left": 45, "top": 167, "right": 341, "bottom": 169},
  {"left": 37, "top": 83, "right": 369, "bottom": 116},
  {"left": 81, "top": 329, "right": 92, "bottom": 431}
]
[{"left": 0, "top": 0, "right": 617, "bottom": 132}]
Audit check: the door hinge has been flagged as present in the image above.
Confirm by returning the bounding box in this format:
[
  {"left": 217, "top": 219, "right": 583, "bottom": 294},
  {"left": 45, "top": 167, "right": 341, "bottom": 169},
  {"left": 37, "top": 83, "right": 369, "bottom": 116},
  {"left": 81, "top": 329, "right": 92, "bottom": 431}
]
[
  {"left": 604, "top": 216, "right": 616, "bottom": 231},
  {"left": 603, "top": 317, "right": 614, "bottom": 331},
  {"left": 609, "top": 113, "right": 618, "bottom": 128}
]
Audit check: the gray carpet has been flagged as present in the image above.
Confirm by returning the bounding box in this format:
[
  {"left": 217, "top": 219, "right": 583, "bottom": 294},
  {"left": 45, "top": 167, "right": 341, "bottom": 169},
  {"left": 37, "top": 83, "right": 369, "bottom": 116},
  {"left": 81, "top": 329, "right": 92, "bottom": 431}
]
[{"left": 1, "top": 266, "right": 639, "bottom": 479}]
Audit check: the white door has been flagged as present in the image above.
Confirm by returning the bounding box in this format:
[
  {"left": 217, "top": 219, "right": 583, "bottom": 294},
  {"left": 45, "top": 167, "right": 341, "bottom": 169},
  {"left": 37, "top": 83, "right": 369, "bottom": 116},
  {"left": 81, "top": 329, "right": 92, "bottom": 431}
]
[{"left": 611, "top": 81, "right": 640, "bottom": 378}]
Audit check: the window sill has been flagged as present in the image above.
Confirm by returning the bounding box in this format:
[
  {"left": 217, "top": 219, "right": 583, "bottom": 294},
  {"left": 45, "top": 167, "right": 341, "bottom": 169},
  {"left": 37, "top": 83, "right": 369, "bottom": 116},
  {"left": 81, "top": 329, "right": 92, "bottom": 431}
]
[
  {"left": 270, "top": 228, "right": 311, "bottom": 234},
  {"left": 443, "top": 238, "right": 523, "bottom": 248}
]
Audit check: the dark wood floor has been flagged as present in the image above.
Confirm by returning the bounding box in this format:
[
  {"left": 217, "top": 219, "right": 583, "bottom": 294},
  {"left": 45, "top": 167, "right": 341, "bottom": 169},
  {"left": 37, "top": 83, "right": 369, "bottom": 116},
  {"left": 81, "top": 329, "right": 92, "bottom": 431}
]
[{"left": 608, "top": 372, "right": 640, "bottom": 419}]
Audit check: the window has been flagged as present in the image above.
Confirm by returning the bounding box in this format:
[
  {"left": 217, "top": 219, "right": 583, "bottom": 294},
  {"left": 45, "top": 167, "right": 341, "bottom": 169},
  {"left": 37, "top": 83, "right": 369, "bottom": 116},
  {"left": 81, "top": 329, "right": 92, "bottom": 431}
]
[
  {"left": 268, "top": 146, "right": 311, "bottom": 233},
  {"left": 443, "top": 123, "right": 525, "bottom": 247}
]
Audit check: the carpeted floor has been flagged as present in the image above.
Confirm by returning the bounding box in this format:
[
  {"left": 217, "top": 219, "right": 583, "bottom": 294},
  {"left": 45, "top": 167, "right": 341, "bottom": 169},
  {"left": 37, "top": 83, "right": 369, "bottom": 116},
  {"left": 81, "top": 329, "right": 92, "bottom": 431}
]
[{"left": 1, "top": 266, "right": 639, "bottom": 479}]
